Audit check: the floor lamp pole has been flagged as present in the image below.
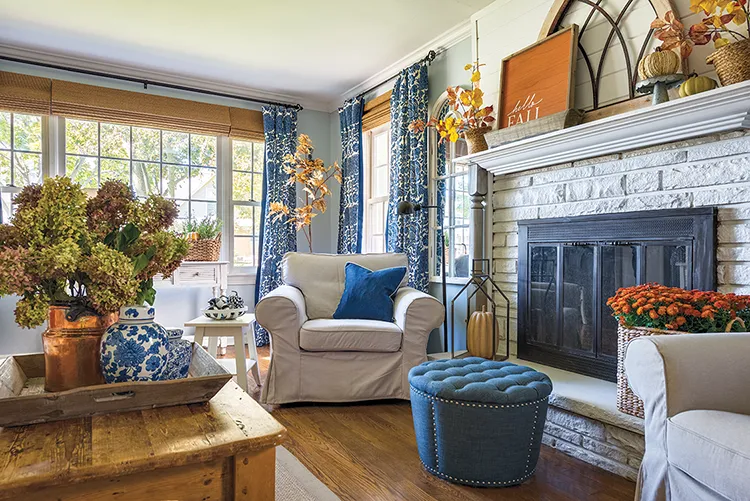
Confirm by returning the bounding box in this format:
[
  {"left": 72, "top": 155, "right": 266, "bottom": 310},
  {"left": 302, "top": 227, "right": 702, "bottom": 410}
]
[
  {"left": 395, "top": 201, "right": 450, "bottom": 353},
  {"left": 440, "top": 217, "right": 448, "bottom": 352}
]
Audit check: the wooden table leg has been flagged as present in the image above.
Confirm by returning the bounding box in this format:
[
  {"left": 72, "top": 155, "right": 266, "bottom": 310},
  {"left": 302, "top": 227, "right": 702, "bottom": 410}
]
[
  {"left": 194, "top": 326, "right": 205, "bottom": 348},
  {"left": 207, "top": 335, "right": 219, "bottom": 359},
  {"left": 234, "top": 448, "right": 275, "bottom": 500},
  {"left": 233, "top": 327, "right": 249, "bottom": 393},
  {"left": 244, "top": 325, "right": 261, "bottom": 386}
]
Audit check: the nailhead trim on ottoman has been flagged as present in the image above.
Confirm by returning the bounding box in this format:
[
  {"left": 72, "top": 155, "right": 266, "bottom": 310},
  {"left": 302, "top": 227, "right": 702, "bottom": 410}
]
[{"left": 408, "top": 357, "right": 553, "bottom": 487}]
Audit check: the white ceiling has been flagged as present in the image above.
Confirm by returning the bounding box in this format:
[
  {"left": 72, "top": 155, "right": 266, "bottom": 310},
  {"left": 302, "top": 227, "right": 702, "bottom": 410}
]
[{"left": 0, "top": 0, "right": 493, "bottom": 111}]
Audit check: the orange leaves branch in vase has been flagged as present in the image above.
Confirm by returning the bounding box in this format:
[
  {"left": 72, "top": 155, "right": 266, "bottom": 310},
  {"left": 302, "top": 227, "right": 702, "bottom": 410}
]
[
  {"left": 268, "top": 134, "right": 341, "bottom": 252},
  {"left": 652, "top": 3, "right": 749, "bottom": 59},
  {"left": 409, "top": 62, "right": 495, "bottom": 143}
]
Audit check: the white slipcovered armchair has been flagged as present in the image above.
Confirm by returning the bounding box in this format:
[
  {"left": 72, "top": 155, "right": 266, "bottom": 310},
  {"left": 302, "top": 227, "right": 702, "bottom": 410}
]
[
  {"left": 625, "top": 333, "right": 750, "bottom": 501},
  {"left": 256, "top": 252, "right": 444, "bottom": 405}
]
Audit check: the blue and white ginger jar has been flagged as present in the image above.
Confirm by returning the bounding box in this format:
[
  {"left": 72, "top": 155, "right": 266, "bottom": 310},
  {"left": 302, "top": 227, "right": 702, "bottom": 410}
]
[
  {"left": 162, "top": 329, "right": 192, "bottom": 380},
  {"left": 100, "top": 305, "right": 169, "bottom": 383}
]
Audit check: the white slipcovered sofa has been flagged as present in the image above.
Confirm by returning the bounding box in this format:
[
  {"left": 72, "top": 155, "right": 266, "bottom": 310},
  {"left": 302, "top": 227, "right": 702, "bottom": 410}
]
[
  {"left": 256, "top": 252, "right": 444, "bottom": 405},
  {"left": 625, "top": 333, "right": 750, "bottom": 501}
]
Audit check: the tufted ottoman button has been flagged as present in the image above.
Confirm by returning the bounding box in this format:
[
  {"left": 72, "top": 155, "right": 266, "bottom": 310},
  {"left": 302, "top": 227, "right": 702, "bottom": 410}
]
[{"left": 408, "top": 357, "right": 552, "bottom": 487}]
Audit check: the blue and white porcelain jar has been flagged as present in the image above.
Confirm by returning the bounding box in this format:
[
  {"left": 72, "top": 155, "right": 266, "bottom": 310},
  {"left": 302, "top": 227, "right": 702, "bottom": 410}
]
[
  {"left": 162, "top": 329, "right": 192, "bottom": 380},
  {"left": 100, "top": 305, "right": 169, "bottom": 383}
]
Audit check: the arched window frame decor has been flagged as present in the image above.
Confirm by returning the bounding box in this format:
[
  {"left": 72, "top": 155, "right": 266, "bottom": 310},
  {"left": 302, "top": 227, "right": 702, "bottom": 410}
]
[
  {"left": 539, "top": 0, "right": 685, "bottom": 117},
  {"left": 427, "top": 92, "right": 471, "bottom": 284}
]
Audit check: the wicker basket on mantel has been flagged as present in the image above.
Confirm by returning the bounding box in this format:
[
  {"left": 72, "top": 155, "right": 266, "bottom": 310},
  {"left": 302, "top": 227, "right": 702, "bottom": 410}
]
[{"left": 617, "top": 318, "right": 746, "bottom": 418}]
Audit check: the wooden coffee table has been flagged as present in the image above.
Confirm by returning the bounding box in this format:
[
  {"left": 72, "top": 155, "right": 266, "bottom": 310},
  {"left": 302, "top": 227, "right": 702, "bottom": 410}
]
[{"left": 0, "top": 382, "right": 286, "bottom": 500}]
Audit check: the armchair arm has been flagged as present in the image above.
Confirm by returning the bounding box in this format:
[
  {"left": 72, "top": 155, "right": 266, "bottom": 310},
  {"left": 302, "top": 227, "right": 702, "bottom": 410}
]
[
  {"left": 625, "top": 333, "right": 750, "bottom": 419},
  {"left": 393, "top": 287, "right": 444, "bottom": 356},
  {"left": 624, "top": 333, "right": 750, "bottom": 501},
  {"left": 255, "top": 285, "right": 308, "bottom": 350}
]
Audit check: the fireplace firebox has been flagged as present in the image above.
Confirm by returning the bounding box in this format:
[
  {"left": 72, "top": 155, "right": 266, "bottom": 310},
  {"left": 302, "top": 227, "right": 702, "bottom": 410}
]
[{"left": 517, "top": 208, "right": 716, "bottom": 381}]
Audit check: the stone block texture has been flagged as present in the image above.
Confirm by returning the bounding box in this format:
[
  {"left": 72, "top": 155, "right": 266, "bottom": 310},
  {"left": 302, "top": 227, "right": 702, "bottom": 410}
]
[
  {"left": 543, "top": 407, "right": 643, "bottom": 481},
  {"left": 492, "top": 131, "right": 750, "bottom": 359},
  {"left": 491, "top": 132, "right": 750, "bottom": 478}
]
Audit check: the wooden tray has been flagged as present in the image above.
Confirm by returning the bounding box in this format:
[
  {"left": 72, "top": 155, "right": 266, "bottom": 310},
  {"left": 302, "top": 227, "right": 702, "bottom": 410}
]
[{"left": 0, "top": 343, "right": 231, "bottom": 427}]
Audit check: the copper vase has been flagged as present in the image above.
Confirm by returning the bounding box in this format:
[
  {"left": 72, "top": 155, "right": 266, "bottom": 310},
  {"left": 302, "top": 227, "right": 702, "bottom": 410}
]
[{"left": 41, "top": 306, "right": 118, "bottom": 392}]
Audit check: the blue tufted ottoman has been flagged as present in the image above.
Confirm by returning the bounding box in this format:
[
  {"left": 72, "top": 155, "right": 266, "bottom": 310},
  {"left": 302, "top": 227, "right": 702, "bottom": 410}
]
[{"left": 408, "top": 357, "right": 553, "bottom": 487}]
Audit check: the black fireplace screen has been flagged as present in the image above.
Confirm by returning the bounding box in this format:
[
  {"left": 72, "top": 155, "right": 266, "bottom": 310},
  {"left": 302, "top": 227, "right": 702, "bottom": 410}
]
[{"left": 518, "top": 208, "right": 715, "bottom": 381}]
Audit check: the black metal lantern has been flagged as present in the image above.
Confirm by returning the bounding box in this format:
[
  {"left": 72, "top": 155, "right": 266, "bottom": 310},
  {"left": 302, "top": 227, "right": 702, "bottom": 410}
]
[{"left": 450, "top": 259, "right": 511, "bottom": 361}]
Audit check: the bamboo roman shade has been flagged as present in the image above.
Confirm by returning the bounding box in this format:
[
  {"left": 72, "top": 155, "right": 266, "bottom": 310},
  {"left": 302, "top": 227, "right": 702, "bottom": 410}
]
[
  {"left": 1, "top": 70, "right": 271, "bottom": 139},
  {"left": 50, "top": 80, "right": 232, "bottom": 136},
  {"left": 362, "top": 91, "right": 391, "bottom": 131},
  {"left": 0, "top": 71, "right": 52, "bottom": 115},
  {"left": 229, "top": 107, "right": 265, "bottom": 142}
]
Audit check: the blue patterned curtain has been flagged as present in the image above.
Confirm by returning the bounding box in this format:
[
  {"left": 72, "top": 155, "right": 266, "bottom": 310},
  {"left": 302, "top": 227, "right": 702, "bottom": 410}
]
[
  {"left": 337, "top": 96, "right": 364, "bottom": 254},
  {"left": 254, "top": 104, "right": 298, "bottom": 346},
  {"left": 385, "top": 61, "right": 429, "bottom": 291}
]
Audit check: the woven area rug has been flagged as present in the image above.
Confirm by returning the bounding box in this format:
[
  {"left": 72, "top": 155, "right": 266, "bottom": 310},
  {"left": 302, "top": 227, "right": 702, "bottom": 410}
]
[{"left": 276, "top": 447, "right": 340, "bottom": 501}]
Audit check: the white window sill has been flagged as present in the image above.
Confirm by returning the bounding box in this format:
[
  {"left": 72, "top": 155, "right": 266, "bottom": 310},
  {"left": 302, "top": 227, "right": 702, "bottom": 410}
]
[
  {"left": 228, "top": 271, "right": 257, "bottom": 286},
  {"left": 429, "top": 276, "right": 471, "bottom": 286}
]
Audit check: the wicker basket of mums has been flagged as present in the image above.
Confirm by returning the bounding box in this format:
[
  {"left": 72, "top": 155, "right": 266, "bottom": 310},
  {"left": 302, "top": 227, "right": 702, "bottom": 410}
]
[{"left": 608, "top": 284, "right": 750, "bottom": 418}]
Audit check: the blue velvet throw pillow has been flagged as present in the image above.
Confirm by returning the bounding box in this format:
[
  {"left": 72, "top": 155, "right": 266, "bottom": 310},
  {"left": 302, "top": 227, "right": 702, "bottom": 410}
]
[{"left": 333, "top": 262, "right": 407, "bottom": 322}]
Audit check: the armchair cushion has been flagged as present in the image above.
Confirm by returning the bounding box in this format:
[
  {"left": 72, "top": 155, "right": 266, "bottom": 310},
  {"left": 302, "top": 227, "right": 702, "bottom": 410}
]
[
  {"left": 282, "top": 252, "right": 408, "bottom": 319},
  {"left": 667, "top": 410, "right": 750, "bottom": 501},
  {"left": 333, "top": 263, "right": 406, "bottom": 322},
  {"left": 300, "top": 319, "right": 402, "bottom": 352}
]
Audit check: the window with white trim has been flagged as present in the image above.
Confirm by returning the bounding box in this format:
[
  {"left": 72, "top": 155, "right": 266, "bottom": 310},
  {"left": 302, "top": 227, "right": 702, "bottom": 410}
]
[
  {"left": 430, "top": 100, "right": 470, "bottom": 280},
  {"left": 362, "top": 124, "right": 390, "bottom": 253},
  {"left": 64, "top": 118, "right": 218, "bottom": 226},
  {"left": 1, "top": 109, "right": 268, "bottom": 275},
  {"left": 230, "top": 139, "right": 264, "bottom": 269},
  {"left": 0, "top": 112, "right": 43, "bottom": 223}
]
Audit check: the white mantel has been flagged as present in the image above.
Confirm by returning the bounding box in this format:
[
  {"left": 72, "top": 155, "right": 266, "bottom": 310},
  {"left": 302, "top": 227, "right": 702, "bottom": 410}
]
[{"left": 456, "top": 80, "right": 750, "bottom": 175}]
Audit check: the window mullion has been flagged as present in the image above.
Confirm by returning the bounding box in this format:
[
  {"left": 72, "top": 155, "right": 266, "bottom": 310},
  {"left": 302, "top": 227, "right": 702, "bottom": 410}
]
[{"left": 218, "top": 136, "right": 232, "bottom": 265}]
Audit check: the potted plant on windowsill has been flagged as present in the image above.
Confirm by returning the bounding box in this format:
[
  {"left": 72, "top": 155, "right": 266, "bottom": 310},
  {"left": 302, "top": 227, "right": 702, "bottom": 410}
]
[
  {"left": 182, "top": 215, "right": 222, "bottom": 261},
  {"left": 409, "top": 61, "right": 496, "bottom": 154},
  {"left": 652, "top": 5, "right": 750, "bottom": 86},
  {"left": 608, "top": 283, "right": 750, "bottom": 418},
  {"left": 0, "top": 178, "right": 189, "bottom": 391},
  {"left": 268, "top": 134, "right": 341, "bottom": 253}
]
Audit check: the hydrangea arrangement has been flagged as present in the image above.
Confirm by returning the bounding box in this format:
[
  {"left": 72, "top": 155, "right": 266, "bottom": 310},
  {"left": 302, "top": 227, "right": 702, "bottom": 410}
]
[{"left": 0, "top": 177, "right": 189, "bottom": 328}]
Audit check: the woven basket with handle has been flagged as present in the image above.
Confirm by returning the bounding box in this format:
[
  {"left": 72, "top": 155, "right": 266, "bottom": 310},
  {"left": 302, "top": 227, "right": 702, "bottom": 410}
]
[
  {"left": 184, "top": 234, "right": 221, "bottom": 262},
  {"left": 706, "top": 38, "right": 750, "bottom": 87},
  {"left": 617, "top": 317, "right": 746, "bottom": 418}
]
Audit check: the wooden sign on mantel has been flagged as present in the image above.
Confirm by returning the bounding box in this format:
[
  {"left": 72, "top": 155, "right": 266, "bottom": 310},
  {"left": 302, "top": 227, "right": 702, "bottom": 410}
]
[{"left": 498, "top": 25, "right": 578, "bottom": 129}]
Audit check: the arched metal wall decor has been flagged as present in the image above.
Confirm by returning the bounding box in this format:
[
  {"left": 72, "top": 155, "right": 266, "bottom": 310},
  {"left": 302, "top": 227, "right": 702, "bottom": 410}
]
[{"left": 539, "top": 0, "right": 682, "bottom": 111}]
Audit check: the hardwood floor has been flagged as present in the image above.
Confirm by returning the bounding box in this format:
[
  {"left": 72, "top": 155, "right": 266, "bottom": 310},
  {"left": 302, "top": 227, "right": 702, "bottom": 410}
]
[{"left": 222, "top": 345, "right": 636, "bottom": 501}]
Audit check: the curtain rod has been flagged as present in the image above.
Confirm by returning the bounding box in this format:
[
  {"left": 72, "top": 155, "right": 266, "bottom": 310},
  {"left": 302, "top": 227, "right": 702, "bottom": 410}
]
[
  {"left": 357, "top": 50, "right": 438, "bottom": 100},
  {"left": 0, "top": 55, "right": 304, "bottom": 111}
]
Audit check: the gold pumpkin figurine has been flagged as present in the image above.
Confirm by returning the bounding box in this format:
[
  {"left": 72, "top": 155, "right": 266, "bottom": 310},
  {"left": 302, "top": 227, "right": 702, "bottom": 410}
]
[{"left": 466, "top": 306, "right": 499, "bottom": 360}]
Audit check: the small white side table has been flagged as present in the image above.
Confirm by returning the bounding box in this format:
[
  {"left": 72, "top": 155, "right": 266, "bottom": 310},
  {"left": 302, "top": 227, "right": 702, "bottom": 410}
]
[{"left": 184, "top": 313, "right": 260, "bottom": 393}]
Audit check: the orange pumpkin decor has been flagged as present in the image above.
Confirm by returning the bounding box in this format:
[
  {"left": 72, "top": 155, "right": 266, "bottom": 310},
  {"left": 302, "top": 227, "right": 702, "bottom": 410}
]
[{"left": 467, "top": 306, "right": 498, "bottom": 359}]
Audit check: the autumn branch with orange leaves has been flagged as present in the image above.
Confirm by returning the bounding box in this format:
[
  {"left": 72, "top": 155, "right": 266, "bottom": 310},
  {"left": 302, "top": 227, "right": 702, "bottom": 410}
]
[
  {"left": 269, "top": 134, "right": 341, "bottom": 252},
  {"left": 409, "top": 62, "right": 495, "bottom": 143}
]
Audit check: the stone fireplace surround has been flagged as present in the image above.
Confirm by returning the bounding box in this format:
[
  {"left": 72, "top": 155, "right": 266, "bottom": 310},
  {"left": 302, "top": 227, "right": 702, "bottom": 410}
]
[
  {"left": 451, "top": 83, "right": 750, "bottom": 479},
  {"left": 484, "top": 131, "right": 750, "bottom": 479}
]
